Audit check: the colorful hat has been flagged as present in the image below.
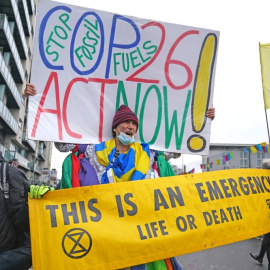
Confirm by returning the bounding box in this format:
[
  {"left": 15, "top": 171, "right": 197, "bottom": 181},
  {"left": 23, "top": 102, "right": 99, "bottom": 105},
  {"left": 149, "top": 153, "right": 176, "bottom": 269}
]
[{"left": 112, "top": 105, "right": 138, "bottom": 129}]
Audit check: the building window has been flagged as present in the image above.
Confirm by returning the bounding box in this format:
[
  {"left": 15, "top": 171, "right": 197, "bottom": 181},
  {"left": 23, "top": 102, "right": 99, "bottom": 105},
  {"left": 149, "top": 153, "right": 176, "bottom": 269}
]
[
  {"left": 0, "top": 85, "right": 5, "bottom": 101},
  {"left": 20, "top": 149, "right": 28, "bottom": 158},
  {"left": 240, "top": 151, "right": 249, "bottom": 168},
  {"left": 18, "top": 118, "right": 23, "bottom": 129},
  {"left": 222, "top": 152, "right": 230, "bottom": 169},
  {"left": 10, "top": 143, "right": 16, "bottom": 151},
  {"left": 21, "top": 94, "right": 26, "bottom": 104},
  {"left": 257, "top": 152, "right": 265, "bottom": 168},
  {"left": 0, "top": 131, "right": 5, "bottom": 144},
  {"left": 39, "top": 142, "right": 44, "bottom": 149}
]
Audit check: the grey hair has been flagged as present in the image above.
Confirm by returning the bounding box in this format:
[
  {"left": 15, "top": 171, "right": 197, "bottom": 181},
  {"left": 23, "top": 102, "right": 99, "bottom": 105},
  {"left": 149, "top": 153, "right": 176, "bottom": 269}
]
[{"left": 262, "top": 159, "right": 270, "bottom": 169}]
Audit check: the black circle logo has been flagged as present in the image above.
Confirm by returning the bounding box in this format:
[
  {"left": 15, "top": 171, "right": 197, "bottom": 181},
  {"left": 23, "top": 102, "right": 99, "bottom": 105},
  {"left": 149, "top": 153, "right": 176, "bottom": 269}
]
[{"left": 62, "top": 228, "right": 92, "bottom": 259}]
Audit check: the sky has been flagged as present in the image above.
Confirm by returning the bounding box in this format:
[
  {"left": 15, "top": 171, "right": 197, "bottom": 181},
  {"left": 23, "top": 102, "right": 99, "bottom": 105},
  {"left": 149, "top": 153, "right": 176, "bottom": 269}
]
[{"left": 49, "top": 0, "right": 270, "bottom": 176}]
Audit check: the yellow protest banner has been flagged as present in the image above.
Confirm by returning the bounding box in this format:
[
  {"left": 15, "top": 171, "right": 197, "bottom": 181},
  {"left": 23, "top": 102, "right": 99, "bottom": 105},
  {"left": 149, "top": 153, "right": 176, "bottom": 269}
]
[{"left": 29, "top": 169, "right": 270, "bottom": 270}]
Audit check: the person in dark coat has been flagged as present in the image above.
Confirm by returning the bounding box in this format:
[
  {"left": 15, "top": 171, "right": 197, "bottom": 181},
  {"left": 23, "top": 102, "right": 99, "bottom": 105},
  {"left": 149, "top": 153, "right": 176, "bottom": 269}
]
[
  {"left": 0, "top": 151, "right": 32, "bottom": 270},
  {"left": 250, "top": 159, "right": 270, "bottom": 270}
]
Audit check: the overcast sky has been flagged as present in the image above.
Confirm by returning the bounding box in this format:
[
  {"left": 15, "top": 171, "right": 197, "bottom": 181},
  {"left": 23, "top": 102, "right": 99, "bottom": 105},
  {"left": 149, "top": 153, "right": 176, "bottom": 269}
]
[{"left": 49, "top": 0, "right": 270, "bottom": 175}]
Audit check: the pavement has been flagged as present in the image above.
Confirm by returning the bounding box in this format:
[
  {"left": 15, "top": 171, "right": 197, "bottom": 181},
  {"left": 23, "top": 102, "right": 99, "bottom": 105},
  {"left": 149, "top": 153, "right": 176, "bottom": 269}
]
[{"left": 177, "top": 237, "right": 268, "bottom": 270}]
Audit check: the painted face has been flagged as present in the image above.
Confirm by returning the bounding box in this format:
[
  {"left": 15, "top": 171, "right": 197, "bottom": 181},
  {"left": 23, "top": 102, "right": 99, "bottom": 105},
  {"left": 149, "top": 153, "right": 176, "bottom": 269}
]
[{"left": 113, "top": 120, "right": 138, "bottom": 138}]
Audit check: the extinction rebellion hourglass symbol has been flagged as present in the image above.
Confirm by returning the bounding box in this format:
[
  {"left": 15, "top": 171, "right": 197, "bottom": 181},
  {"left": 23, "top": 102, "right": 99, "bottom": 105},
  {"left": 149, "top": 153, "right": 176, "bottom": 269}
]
[{"left": 62, "top": 228, "right": 92, "bottom": 259}]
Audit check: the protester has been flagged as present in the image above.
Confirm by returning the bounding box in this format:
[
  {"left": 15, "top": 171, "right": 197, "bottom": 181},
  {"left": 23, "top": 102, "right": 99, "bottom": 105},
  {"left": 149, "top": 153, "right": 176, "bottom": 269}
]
[
  {"left": 250, "top": 159, "right": 270, "bottom": 269},
  {"left": 25, "top": 84, "right": 215, "bottom": 270},
  {"left": 265, "top": 232, "right": 270, "bottom": 270},
  {"left": 58, "top": 104, "right": 184, "bottom": 269},
  {"left": 250, "top": 235, "right": 266, "bottom": 264},
  {"left": 0, "top": 151, "right": 32, "bottom": 270}
]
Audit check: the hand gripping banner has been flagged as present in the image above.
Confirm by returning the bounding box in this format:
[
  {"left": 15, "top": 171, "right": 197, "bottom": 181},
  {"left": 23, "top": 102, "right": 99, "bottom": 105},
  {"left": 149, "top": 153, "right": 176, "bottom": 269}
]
[{"left": 29, "top": 169, "right": 270, "bottom": 270}]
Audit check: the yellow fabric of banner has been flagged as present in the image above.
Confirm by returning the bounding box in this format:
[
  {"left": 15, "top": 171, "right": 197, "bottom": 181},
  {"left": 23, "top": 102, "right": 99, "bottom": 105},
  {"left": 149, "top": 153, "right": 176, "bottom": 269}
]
[
  {"left": 29, "top": 169, "right": 270, "bottom": 270},
  {"left": 259, "top": 43, "right": 270, "bottom": 109}
]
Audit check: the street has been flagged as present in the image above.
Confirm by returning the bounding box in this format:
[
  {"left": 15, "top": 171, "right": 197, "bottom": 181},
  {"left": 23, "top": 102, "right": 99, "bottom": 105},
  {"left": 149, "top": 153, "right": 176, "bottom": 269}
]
[{"left": 177, "top": 237, "right": 267, "bottom": 270}]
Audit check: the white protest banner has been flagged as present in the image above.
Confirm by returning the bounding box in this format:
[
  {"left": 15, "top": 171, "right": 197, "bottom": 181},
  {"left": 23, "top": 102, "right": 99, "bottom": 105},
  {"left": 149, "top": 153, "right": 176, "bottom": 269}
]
[{"left": 28, "top": 0, "right": 219, "bottom": 154}]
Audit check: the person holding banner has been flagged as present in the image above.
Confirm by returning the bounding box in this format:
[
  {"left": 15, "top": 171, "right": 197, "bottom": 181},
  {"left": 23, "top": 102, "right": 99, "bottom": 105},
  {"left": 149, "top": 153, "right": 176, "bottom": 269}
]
[
  {"left": 265, "top": 232, "right": 270, "bottom": 270},
  {"left": 24, "top": 84, "right": 215, "bottom": 270},
  {"left": 56, "top": 104, "right": 185, "bottom": 270},
  {"left": 250, "top": 235, "right": 266, "bottom": 264},
  {"left": 250, "top": 159, "right": 270, "bottom": 269},
  {"left": 0, "top": 151, "right": 32, "bottom": 270}
]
